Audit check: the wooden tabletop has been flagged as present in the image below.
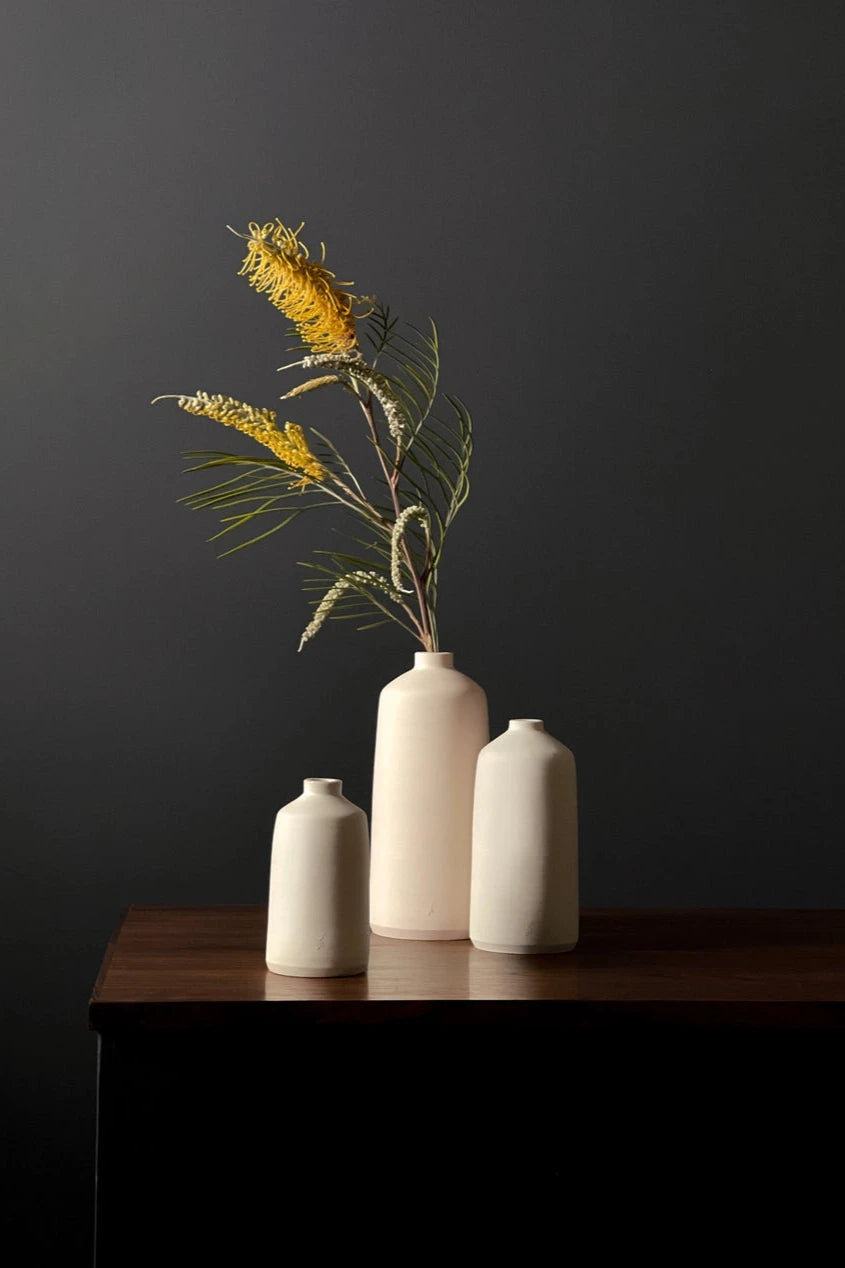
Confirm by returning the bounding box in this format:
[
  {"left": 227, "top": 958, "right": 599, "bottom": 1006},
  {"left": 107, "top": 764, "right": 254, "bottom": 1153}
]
[{"left": 88, "top": 905, "right": 845, "bottom": 1032}]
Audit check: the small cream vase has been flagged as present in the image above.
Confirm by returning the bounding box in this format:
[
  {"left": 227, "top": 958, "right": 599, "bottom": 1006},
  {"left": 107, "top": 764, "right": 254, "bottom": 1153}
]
[
  {"left": 265, "top": 778, "right": 370, "bottom": 977},
  {"left": 470, "top": 719, "right": 579, "bottom": 954},
  {"left": 370, "top": 651, "right": 489, "bottom": 940}
]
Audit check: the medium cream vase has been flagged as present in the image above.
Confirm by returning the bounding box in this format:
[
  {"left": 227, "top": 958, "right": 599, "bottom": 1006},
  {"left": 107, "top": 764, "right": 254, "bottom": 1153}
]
[{"left": 470, "top": 719, "right": 579, "bottom": 954}]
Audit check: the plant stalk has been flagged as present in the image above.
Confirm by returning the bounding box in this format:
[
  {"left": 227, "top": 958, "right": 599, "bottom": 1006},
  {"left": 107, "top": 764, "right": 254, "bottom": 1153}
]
[{"left": 357, "top": 393, "right": 434, "bottom": 650}]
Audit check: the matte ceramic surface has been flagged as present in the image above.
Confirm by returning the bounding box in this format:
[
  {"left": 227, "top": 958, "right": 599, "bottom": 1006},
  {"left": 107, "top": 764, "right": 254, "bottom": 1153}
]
[
  {"left": 266, "top": 778, "right": 370, "bottom": 977},
  {"left": 470, "top": 719, "right": 578, "bottom": 954},
  {"left": 370, "top": 652, "right": 489, "bottom": 940}
]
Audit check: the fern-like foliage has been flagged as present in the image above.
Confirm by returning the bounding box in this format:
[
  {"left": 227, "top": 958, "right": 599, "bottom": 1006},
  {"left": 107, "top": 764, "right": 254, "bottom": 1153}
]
[
  {"left": 178, "top": 452, "right": 334, "bottom": 558},
  {"left": 363, "top": 304, "right": 473, "bottom": 640},
  {"left": 366, "top": 302, "right": 440, "bottom": 430},
  {"left": 161, "top": 228, "right": 474, "bottom": 652}
]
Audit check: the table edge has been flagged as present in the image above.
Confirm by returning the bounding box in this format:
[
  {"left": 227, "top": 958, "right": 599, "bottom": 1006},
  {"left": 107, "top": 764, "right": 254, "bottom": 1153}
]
[{"left": 89, "top": 998, "right": 845, "bottom": 1034}]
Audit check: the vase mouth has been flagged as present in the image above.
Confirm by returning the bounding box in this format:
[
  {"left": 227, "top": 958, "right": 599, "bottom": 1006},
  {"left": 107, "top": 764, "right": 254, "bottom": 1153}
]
[
  {"left": 508, "top": 718, "right": 544, "bottom": 731},
  {"left": 303, "top": 778, "right": 343, "bottom": 796},
  {"left": 414, "top": 651, "right": 454, "bottom": 669}
]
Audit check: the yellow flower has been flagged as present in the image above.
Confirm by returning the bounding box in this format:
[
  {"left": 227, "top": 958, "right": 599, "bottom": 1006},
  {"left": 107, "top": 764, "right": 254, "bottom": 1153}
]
[
  {"left": 235, "top": 220, "right": 359, "bottom": 355},
  {"left": 278, "top": 421, "right": 327, "bottom": 489},
  {"left": 176, "top": 392, "right": 326, "bottom": 487}
]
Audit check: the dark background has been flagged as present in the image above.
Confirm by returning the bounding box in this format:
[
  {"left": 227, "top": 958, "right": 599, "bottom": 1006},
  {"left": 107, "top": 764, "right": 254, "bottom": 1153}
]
[{"left": 2, "top": 0, "right": 843, "bottom": 1254}]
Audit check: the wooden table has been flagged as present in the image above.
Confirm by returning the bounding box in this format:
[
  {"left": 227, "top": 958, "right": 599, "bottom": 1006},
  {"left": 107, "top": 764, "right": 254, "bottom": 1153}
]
[{"left": 89, "top": 906, "right": 845, "bottom": 1263}]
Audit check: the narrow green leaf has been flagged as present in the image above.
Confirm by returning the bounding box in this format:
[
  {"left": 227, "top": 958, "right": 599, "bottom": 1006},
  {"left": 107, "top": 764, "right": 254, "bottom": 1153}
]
[{"left": 216, "top": 515, "right": 296, "bottom": 557}]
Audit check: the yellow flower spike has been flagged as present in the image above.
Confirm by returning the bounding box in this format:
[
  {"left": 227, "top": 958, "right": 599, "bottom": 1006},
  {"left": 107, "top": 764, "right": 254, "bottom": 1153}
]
[
  {"left": 280, "top": 421, "right": 324, "bottom": 481},
  {"left": 174, "top": 392, "right": 326, "bottom": 485},
  {"left": 232, "top": 220, "right": 360, "bottom": 356}
]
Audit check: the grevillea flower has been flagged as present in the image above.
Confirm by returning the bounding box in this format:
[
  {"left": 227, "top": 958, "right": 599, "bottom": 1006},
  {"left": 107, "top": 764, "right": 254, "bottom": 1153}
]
[
  {"left": 235, "top": 221, "right": 360, "bottom": 355},
  {"left": 300, "top": 352, "right": 408, "bottom": 442},
  {"left": 298, "top": 570, "right": 403, "bottom": 651},
  {"left": 390, "top": 504, "right": 429, "bottom": 590},
  {"left": 281, "top": 374, "right": 341, "bottom": 400},
  {"left": 174, "top": 392, "right": 325, "bottom": 487}
]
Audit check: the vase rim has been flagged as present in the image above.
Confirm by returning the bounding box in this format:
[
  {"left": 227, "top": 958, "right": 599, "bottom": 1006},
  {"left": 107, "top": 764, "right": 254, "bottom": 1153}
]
[
  {"left": 303, "top": 777, "right": 343, "bottom": 795},
  {"left": 508, "top": 718, "right": 544, "bottom": 731},
  {"left": 414, "top": 651, "right": 454, "bottom": 668}
]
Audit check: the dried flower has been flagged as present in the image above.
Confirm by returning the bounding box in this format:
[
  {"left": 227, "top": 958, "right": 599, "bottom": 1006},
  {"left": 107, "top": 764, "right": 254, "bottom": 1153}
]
[
  {"left": 155, "top": 219, "right": 473, "bottom": 653},
  {"left": 281, "top": 375, "right": 341, "bottom": 400},
  {"left": 299, "top": 570, "right": 402, "bottom": 651},
  {"left": 235, "top": 221, "right": 359, "bottom": 355},
  {"left": 173, "top": 392, "right": 325, "bottom": 487},
  {"left": 300, "top": 352, "right": 407, "bottom": 442},
  {"left": 390, "top": 504, "right": 429, "bottom": 591}
]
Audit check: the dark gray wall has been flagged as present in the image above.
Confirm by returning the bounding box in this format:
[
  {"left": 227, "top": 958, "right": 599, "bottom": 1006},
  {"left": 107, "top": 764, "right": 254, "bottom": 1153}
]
[{"left": 3, "top": 0, "right": 843, "bottom": 1253}]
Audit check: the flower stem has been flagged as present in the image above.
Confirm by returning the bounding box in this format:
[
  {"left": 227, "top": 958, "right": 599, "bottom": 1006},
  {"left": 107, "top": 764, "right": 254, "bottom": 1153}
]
[
  {"left": 313, "top": 474, "right": 427, "bottom": 643},
  {"left": 356, "top": 392, "right": 434, "bottom": 650}
]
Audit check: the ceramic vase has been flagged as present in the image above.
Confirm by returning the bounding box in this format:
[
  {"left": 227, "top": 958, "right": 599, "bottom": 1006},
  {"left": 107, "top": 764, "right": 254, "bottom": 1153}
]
[
  {"left": 265, "top": 778, "right": 370, "bottom": 977},
  {"left": 470, "top": 719, "right": 578, "bottom": 954},
  {"left": 370, "top": 651, "right": 489, "bottom": 939}
]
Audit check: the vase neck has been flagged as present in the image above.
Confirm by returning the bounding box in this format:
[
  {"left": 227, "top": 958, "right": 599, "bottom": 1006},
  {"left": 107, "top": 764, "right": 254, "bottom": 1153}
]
[
  {"left": 303, "top": 778, "right": 343, "bottom": 796},
  {"left": 508, "top": 719, "right": 544, "bottom": 732},
  {"left": 414, "top": 652, "right": 454, "bottom": 669}
]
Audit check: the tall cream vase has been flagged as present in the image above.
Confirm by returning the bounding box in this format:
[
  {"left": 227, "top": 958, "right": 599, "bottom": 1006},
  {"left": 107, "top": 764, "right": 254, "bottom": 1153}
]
[
  {"left": 370, "top": 651, "right": 489, "bottom": 939},
  {"left": 470, "top": 719, "right": 579, "bottom": 954}
]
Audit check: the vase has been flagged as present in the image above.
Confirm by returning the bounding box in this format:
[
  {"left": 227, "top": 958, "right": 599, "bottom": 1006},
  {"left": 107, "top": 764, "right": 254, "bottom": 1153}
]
[
  {"left": 370, "top": 651, "right": 489, "bottom": 939},
  {"left": 470, "top": 719, "right": 578, "bottom": 954},
  {"left": 265, "top": 778, "right": 370, "bottom": 977}
]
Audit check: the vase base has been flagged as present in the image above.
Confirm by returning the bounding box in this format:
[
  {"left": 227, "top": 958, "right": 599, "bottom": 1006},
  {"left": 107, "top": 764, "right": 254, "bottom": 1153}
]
[
  {"left": 471, "top": 939, "right": 578, "bottom": 955},
  {"left": 266, "top": 961, "right": 368, "bottom": 978},
  {"left": 371, "top": 925, "right": 469, "bottom": 941}
]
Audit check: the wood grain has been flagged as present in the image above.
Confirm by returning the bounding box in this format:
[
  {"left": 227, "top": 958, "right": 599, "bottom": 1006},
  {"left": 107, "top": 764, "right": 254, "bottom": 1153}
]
[{"left": 88, "top": 906, "right": 845, "bottom": 1031}]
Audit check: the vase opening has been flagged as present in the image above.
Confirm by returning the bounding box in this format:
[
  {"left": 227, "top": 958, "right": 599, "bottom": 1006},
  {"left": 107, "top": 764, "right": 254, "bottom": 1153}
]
[
  {"left": 508, "top": 719, "right": 544, "bottom": 731},
  {"left": 303, "top": 778, "right": 343, "bottom": 796},
  {"left": 414, "top": 651, "right": 454, "bottom": 669}
]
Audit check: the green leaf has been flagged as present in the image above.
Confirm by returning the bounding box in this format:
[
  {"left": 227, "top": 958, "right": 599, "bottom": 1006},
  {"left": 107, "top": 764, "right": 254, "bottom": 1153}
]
[
  {"left": 216, "top": 516, "right": 295, "bottom": 557},
  {"left": 364, "top": 304, "right": 439, "bottom": 430}
]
